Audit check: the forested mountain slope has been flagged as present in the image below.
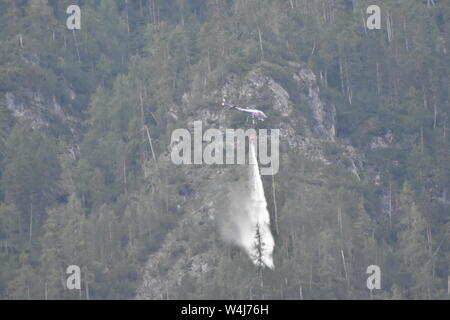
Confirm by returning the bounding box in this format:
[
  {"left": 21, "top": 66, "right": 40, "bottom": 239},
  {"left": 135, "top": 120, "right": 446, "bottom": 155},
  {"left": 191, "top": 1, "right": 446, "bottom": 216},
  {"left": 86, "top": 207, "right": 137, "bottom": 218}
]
[{"left": 0, "top": 0, "right": 449, "bottom": 299}]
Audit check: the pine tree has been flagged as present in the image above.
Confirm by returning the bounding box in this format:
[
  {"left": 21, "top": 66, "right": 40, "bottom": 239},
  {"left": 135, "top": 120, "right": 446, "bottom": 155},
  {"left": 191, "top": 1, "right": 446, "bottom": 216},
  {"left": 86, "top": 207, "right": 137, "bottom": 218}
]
[{"left": 39, "top": 208, "right": 63, "bottom": 299}]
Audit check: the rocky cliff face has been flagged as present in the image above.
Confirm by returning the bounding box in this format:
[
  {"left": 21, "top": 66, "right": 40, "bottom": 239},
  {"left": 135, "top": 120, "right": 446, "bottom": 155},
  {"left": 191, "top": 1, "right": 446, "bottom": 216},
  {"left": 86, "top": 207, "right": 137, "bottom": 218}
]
[
  {"left": 2, "top": 59, "right": 372, "bottom": 300},
  {"left": 2, "top": 88, "right": 80, "bottom": 137},
  {"left": 135, "top": 63, "right": 366, "bottom": 299}
]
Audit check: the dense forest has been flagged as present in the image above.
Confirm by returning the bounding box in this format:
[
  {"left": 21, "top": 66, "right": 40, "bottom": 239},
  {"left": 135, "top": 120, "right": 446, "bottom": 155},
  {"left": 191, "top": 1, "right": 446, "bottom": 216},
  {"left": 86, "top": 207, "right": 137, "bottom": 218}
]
[{"left": 0, "top": 0, "right": 449, "bottom": 299}]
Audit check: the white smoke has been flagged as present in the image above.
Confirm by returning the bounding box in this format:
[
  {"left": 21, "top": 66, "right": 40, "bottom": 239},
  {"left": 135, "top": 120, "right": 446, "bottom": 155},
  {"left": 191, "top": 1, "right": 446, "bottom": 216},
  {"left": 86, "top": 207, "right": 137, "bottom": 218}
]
[{"left": 218, "top": 140, "right": 275, "bottom": 269}]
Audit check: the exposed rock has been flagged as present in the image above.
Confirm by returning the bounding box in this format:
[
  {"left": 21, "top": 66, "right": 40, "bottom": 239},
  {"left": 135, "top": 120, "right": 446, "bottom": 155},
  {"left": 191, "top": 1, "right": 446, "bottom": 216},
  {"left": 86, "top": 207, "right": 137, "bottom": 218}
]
[
  {"left": 5, "top": 92, "right": 46, "bottom": 129},
  {"left": 293, "top": 68, "right": 336, "bottom": 140},
  {"left": 370, "top": 130, "right": 393, "bottom": 149},
  {"left": 136, "top": 63, "right": 369, "bottom": 299},
  {"left": 3, "top": 90, "right": 80, "bottom": 135}
]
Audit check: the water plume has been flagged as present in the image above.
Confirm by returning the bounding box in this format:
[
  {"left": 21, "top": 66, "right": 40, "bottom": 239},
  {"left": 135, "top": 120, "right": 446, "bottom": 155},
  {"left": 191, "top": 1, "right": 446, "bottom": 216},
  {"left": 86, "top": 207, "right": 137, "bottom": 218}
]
[{"left": 218, "top": 139, "right": 275, "bottom": 269}]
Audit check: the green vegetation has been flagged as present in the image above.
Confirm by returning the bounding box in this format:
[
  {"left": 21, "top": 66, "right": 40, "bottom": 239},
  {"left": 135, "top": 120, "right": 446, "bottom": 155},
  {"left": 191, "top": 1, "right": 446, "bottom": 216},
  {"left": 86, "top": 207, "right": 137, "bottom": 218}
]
[{"left": 0, "top": 0, "right": 449, "bottom": 299}]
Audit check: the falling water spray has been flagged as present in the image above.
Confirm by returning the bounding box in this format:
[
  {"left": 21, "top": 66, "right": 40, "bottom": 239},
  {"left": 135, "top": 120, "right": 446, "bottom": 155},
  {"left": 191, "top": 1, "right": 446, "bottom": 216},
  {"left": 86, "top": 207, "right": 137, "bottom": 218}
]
[
  {"left": 245, "top": 139, "right": 275, "bottom": 269},
  {"left": 215, "top": 132, "right": 277, "bottom": 269}
]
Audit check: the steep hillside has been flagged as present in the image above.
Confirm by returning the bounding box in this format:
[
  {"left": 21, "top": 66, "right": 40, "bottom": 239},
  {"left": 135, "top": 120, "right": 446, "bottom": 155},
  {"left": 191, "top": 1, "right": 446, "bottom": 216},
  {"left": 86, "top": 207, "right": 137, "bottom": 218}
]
[
  {"left": 0, "top": 0, "right": 449, "bottom": 300},
  {"left": 136, "top": 63, "right": 369, "bottom": 299}
]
